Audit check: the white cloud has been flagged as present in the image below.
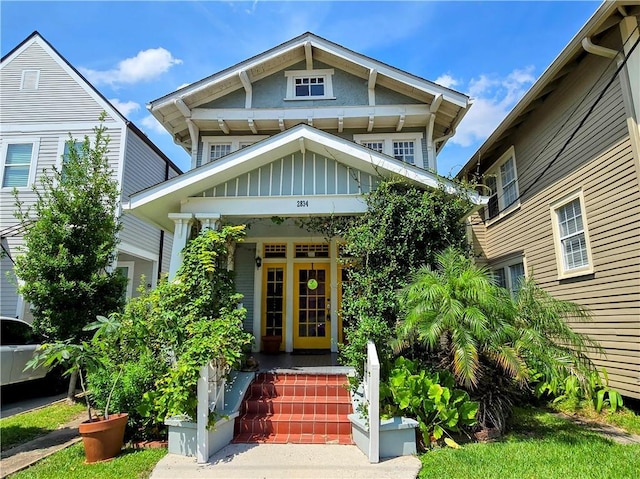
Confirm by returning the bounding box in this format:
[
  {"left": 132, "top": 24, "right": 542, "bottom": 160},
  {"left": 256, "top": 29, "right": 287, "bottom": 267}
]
[
  {"left": 109, "top": 98, "right": 140, "bottom": 117},
  {"left": 435, "top": 74, "right": 459, "bottom": 89},
  {"left": 81, "top": 48, "right": 182, "bottom": 86},
  {"left": 141, "top": 115, "right": 169, "bottom": 135},
  {"left": 452, "top": 66, "right": 536, "bottom": 147}
]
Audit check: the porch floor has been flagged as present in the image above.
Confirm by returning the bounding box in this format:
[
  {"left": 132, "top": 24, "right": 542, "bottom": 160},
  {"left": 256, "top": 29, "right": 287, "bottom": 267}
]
[{"left": 250, "top": 352, "right": 354, "bottom": 375}]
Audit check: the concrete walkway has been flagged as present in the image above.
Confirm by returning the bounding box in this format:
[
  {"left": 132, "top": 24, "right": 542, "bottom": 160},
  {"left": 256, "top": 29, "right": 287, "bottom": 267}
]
[
  {"left": 150, "top": 443, "right": 422, "bottom": 479},
  {"left": 0, "top": 414, "right": 85, "bottom": 478}
]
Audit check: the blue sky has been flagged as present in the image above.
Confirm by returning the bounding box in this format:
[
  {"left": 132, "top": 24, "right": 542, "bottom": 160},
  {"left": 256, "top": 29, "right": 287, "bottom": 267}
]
[{"left": 1, "top": 1, "right": 601, "bottom": 175}]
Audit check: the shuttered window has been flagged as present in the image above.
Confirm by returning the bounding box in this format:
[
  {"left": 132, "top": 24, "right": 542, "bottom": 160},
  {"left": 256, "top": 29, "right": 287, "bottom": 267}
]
[{"left": 2, "top": 143, "right": 34, "bottom": 188}]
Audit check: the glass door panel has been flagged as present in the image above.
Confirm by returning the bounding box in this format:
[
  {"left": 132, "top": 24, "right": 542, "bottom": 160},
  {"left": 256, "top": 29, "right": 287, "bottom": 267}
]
[{"left": 294, "top": 264, "right": 331, "bottom": 349}]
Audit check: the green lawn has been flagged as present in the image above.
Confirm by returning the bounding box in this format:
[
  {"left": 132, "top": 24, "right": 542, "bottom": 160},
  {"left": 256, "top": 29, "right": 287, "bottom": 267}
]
[
  {"left": 8, "top": 443, "right": 166, "bottom": 479},
  {"left": 551, "top": 399, "right": 640, "bottom": 435},
  {"left": 0, "top": 402, "right": 86, "bottom": 451},
  {"left": 420, "top": 407, "right": 640, "bottom": 479}
]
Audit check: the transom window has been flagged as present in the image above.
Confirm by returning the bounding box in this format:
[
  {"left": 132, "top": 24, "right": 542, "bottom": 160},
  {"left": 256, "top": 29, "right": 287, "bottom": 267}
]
[
  {"left": 362, "top": 141, "right": 384, "bottom": 153},
  {"left": 210, "top": 143, "right": 231, "bottom": 161},
  {"left": 285, "top": 69, "right": 335, "bottom": 100},
  {"left": 483, "top": 146, "right": 519, "bottom": 222},
  {"left": 295, "top": 243, "right": 330, "bottom": 258},
  {"left": 551, "top": 191, "right": 593, "bottom": 278},
  {"left": 1, "top": 141, "right": 37, "bottom": 188}
]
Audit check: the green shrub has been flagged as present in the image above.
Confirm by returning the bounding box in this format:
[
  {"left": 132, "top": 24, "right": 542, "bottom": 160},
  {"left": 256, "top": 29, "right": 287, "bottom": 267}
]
[{"left": 380, "top": 357, "right": 478, "bottom": 449}]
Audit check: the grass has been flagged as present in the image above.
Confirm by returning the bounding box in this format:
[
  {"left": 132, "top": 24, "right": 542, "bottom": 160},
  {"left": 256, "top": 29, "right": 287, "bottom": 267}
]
[
  {"left": 550, "top": 399, "right": 640, "bottom": 435},
  {"left": 0, "top": 401, "right": 86, "bottom": 451},
  {"left": 420, "top": 406, "right": 640, "bottom": 479},
  {"left": 7, "top": 442, "right": 166, "bottom": 479}
]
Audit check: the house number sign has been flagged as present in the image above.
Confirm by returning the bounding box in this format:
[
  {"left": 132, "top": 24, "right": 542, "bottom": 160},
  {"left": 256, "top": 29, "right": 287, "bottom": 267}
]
[{"left": 297, "top": 200, "right": 309, "bottom": 207}]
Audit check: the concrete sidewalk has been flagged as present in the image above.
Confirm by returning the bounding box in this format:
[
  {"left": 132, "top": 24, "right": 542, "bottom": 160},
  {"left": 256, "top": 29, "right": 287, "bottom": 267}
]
[{"left": 150, "top": 443, "right": 421, "bottom": 479}]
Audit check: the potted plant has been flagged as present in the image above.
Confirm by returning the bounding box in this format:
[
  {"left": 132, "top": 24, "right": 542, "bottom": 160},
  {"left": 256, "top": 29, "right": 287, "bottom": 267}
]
[{"left": 27, "top": 315, "right": 128, "bottom": 463}]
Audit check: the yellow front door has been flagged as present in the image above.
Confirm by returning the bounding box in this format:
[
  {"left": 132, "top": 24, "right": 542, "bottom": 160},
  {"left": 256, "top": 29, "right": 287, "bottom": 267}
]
[{"left": 293, "top": 263, "right": 331, "bottom": 349}]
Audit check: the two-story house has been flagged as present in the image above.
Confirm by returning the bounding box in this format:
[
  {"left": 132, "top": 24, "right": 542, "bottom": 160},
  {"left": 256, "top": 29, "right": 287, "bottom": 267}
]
[
  {"left": 0, "top": 32, "right": 182, "bottom": 320},
  {"left": 126, "top": 32, "right": 486, "bottom": 354},
  {"left": 457, "top": 1, "right": 640, "bottom": 399}
]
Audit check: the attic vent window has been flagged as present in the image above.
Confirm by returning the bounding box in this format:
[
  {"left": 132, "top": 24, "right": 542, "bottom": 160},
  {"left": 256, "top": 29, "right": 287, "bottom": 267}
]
[
  {"left": 21, "top": 70, "right": 40, "bottom": 90},
  {"left": 285, "top": 69, "right": 335, "bottom": 100}
]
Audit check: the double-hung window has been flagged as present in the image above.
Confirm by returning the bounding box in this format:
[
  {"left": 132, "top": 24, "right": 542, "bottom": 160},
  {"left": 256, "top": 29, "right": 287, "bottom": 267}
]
[
  {"left": 493, "top": 257, "right": 525, "bottom": 296},
  {"left": 284, "top": 69, "right": 335, "bottom": 100},
  {"left": 354, "top": 133, "right": 424, "bottom": 167},
  {"left": 1, "top": 141, "right": 38, "bottom": 189},
  {"left": 484, "top": 146, "right": 519, "bottom": 221},
  {"left": 551, "top": 191, "right": 593, "bottom": 278}
]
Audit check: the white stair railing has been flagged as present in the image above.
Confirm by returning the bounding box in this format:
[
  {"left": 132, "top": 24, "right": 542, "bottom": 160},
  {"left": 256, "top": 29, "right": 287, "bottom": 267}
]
[
  {"left": 197, "top": 358, "right": 228, "bottom": 464},
  {"left": 363, "top": 340, "right": 380, "bottom": 463}
]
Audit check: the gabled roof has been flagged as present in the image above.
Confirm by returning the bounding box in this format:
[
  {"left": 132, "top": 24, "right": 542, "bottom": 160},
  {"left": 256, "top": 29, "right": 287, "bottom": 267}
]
[
  {"left": 1, "top": 31, "right": 182, "bottom": 175},
  {"left": 126, "top": 124, "right": 486, "bottom": 231},
  {"left": 147, "top": 32, "right": 470, "bottom": 152},
  {"left": 457, "top": 0, "right": 640, "bottom": 178}
]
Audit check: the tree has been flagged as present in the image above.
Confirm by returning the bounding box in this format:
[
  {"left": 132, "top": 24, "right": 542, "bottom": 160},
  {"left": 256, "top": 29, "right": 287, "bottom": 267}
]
[
  {"left": 339, "top": 178, "right": 472, "bottom": 377},
  {"left": 14, "top": 118, "right": 126, "bottom": 398}
]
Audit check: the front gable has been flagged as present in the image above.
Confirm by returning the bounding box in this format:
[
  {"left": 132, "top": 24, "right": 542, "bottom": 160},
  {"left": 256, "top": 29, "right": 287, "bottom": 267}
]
[
  {"left": 201, "top": 151, "right": 379, "bottom": 198},
  {"left": 0, "top": 33, "right": 122, "bottom": 125}
]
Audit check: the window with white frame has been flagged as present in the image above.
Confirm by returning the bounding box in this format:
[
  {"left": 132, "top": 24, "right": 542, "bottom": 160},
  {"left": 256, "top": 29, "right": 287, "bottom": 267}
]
[
  {"left": 354, "top": 133, "right": 424, "bottom": 167},
  {"left": 284, "top": 69, "right": 335, "bottom": 100},
  {"left": 1, "top": 141, "right": 38, "bottom": 188},
  {"left": 551, "top": 191, "right": 593, "bottom": 278},
  {"left": 21, "top": 70, "right": 40, "bottom": 90},
  {"left": 492, "top": 258, "right": 525, "bottom": 296},
  {"left": 199, "top": 136, "right": 268, "bottom": 167},
  {"left": 483, "top": 146, "right": 519, "bottom": 221}
]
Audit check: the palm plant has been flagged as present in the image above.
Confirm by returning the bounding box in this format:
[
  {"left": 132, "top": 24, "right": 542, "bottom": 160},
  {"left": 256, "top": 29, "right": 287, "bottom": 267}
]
[
  {"left": 397, "top": 247, "right": 526, "bottom": 390},
  {"left": 396, "top": 247, "right": 604, "bottom": 433}
]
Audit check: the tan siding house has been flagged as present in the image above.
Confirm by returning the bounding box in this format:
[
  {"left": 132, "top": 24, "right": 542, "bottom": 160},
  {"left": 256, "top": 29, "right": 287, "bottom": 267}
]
[
  {"left": 459, "top": 2, "right": 640, "bottom": 399},
  {"left": 0, "top": 32, "right": 181, "bottom": 320}
]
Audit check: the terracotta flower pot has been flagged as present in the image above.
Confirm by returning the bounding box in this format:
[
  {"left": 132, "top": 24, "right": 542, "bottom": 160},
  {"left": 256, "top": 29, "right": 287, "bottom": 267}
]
[
  {"left": 79, "top": 413, "right": 128, "bottom": 463},
  {"left": 262, "top": 335, "right": 282, "bottom": 354}
]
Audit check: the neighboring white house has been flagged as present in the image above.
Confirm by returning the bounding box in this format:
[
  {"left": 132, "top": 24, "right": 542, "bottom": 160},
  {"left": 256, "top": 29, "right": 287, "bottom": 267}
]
[
  {"left": 0, "top": 32, "right": 182, "bottom": 320},
  {"left": 127, "top": 32, "right": 486, "bottom": 353}
]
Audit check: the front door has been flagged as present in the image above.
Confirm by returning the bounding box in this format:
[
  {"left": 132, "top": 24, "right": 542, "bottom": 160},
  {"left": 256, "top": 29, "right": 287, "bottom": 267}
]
[{"left": 293, "top": 263, "right": 331, "bottom": 349}]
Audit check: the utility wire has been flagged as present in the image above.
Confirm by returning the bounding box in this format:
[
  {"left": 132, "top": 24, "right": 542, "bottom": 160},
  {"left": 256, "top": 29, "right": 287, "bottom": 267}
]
[{"left": 478, "top": 23, "right": 639, "bottom": 218}]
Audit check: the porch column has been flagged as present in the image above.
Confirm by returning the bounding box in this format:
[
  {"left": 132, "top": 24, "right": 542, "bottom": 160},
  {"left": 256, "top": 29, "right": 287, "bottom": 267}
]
[
  {"left": 195, "top": 213, "right": 221, "bottom": 232},
  {"left": 168, "top": 213, "right": 194, "bottom": 280}
]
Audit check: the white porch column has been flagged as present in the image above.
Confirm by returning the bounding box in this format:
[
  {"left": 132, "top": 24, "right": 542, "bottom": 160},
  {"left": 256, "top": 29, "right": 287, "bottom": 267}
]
[
  {"left": 168, "top": 213, "right": 194, "bottom": 280},
  {"left": 195, "top": 213, "right": 221, "bottom": 232},
  {"left": 330, "top": 238, "right": 339, "bottom": 352}
]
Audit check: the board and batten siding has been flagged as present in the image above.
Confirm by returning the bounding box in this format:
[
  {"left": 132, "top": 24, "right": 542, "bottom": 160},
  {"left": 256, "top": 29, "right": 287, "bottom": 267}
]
[
  {"left": 0, "top": 41, "right": 111, "bottom": 124},
  {"left": 234, "top": 243, "right": 256, "bottom": 333},
  {"left": 478, "top": 48, "right": 640, "bottom": 398},
  {"left": 198, "top": 152, "right": 379, "bottom": 198}
]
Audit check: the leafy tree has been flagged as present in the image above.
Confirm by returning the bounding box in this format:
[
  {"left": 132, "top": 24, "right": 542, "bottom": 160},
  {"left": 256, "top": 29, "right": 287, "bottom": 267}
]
[
  {"left": 339, "top": 177, "right": 472, "bottom": 377},
  {"left": 13, "top": 119, "right": 126, "bottom": 396}
]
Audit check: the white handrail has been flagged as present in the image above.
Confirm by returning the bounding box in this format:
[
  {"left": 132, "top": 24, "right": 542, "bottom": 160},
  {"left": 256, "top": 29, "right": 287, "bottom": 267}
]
[{"left": 364, "top": 340, "right": 380, "bottom": 463}]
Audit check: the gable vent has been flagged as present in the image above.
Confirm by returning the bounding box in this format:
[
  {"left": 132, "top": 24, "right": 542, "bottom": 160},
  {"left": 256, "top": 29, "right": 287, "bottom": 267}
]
[{"left": 21, "top": 70, "right": 40, "bottom": 90}]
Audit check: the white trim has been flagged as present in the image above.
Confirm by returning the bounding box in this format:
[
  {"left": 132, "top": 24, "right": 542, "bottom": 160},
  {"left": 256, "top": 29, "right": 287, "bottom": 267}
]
[
  {"left": 0, "top": 138, "right": 40, "bottom": 190},
  {"left": 484, "top": 146, "right": 520, "bottom": 225},
  {"left": 115, "top": 261, "right": 135, "bottom": 299},
  {"left": 550, "top": 189, "right": 594, "bottom": 279},
  {"left": 0, "top": 121, "right": 121, "bottom": 134},
  {"left": 354, "top": 132, "right": 424, "bottom": 167},
  {"left": 491, "top": 254, "right": 527, "bottom": 296},
  {"left": 54, "top": 135, "right": 97, "bottom": 170},
  {"left": 118, "top": 241, "right": 159, "bottom": 262},
  {"left": 284, "top": 69, "right": 335, "bottom": 100}
]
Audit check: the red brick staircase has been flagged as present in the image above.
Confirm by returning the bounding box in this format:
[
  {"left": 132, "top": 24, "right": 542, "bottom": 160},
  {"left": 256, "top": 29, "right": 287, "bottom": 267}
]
[{"left": 233, "top": 372, "right": 353, "bottom": 445}]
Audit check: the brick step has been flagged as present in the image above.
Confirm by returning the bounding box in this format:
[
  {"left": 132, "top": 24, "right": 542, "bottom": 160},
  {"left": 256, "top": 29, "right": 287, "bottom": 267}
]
[
  {"left": 234, "top": 413, "right": 352, "bottom": 436},
  {"left": 232, "top": 432, "right": 353, "bottom": 445},
  {"left": 248, "top": 382, "right": 350, "bottom": 399},
  {"left": 242, "top": 396, "right": 352, "bottom": 415}
]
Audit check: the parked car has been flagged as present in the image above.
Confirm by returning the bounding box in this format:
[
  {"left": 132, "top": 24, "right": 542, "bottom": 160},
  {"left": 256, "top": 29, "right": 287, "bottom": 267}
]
[{"left": 0, "top": 316, "right": 50, "bottom": 386}]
